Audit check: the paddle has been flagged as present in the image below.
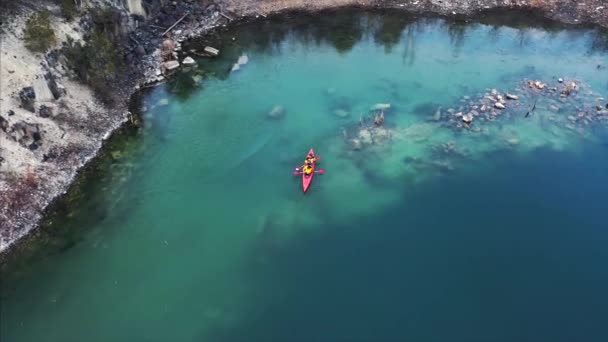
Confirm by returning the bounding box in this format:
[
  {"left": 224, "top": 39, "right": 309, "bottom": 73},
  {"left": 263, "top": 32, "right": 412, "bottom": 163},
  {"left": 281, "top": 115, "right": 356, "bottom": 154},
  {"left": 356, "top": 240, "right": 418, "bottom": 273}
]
[{"left": 293, "top": 169, "right": 325, "bottom": 175}]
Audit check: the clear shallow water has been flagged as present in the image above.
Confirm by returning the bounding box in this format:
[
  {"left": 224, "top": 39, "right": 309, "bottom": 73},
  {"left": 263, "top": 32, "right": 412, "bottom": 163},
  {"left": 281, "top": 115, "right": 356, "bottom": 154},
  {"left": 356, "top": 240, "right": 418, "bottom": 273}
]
[{"left": 2, "top": 11, "right": 608, "bottom": 342}]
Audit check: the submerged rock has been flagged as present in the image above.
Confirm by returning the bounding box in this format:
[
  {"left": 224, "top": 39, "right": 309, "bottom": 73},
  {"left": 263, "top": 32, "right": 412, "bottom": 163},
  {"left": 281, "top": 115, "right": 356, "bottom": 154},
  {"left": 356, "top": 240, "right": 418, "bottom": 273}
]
[
  {"left": 237, "top": 54, "right": 249, "bottom": 65},
  {"left": 462, "top": 113, "right": 473, "bottom": 124},
  {"left": 358, "top": 129, "right": 373, "bottom": 144},
  {"left": 334, "top": 109, "right": 350, "bottom": 118},
  {"left": 432, "top": 108, "right": 441, "bottom": 121},
  {"left": 268, "top": 105, "right": 285, "bottom": 119},
  {"left": 371, "top": 103, "right": 391, "bottom": 111}
]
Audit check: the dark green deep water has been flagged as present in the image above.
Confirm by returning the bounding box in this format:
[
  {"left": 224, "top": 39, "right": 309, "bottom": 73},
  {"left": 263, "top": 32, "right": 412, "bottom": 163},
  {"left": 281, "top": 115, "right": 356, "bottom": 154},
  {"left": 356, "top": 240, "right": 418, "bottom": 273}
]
[{"left": 2, "top": 11, "right": 608, "bottom": 342}]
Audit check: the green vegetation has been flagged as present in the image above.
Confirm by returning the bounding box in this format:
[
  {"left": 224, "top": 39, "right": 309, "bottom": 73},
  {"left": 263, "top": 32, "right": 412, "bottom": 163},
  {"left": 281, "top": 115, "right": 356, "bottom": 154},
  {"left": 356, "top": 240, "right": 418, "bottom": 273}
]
[
  {"left": 24, "top": 11, "right": 57, "bottom": 53},
  {"left": 62, "top": 9, "right": 126, "bottom": 104},
  {"left": 60, "top": 0, "right": 78, "bottom": 21}
]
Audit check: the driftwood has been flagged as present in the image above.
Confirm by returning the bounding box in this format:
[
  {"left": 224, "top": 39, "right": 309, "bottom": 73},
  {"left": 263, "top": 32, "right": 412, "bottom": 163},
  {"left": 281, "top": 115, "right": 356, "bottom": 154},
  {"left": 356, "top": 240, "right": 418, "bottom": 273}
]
[
  {"left": 161, "top": 13, "right": 189, "bottom": 37},
  {"left": 220, "top": 12, "right": 233, "bottom": 21},
  {"left": 149, "top": 24, "right": 167, "bottom": 30}
]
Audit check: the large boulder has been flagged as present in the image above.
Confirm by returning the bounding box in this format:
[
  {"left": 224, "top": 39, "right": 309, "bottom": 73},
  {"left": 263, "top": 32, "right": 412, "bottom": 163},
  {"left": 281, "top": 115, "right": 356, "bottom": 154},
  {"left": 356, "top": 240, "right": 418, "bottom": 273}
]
[
  {"left": 162, "top": 60, "right": 180, "bottom": 74},
  {"left": 19, "top": 87, "right": 36, "bottom": 112}
]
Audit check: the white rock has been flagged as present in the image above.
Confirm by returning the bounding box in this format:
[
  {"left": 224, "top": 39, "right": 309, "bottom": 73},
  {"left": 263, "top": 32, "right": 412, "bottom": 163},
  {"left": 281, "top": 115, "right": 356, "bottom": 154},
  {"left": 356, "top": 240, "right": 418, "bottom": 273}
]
[
  {"left": 237, "top": 54, "right": 249, "bottom": 65},
  {"left": 231, "top": 64, "right": 240, "bottom": 72},
  {"left": 494, "top": 102, "right": 506, "bottom": 109},
  {"left": 268, "top": 105, "right": 285, "bottom": 119},
  {"left": 204, "top": 46, "right": 220, "bottom": 56},
  {"left": 163, "top": 60, "right": 180, "bottom": 72},
  {"left": 558, "top": 78, "right": 564, "bottom": 83},
  {"left": 461, "top": 113, "right": 473, "bottom": 124},
  {"left": 182, "top": 56, "right": 196, "bottom": 66},
  {"left": 506, "top": 93, "right": 519, "bottom": 100}
]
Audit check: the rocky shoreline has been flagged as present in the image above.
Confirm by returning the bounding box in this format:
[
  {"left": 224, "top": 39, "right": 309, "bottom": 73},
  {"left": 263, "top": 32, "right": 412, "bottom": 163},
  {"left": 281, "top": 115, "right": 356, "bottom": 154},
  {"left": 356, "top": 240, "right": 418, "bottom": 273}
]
[{"left": 1, "top": 0, "right": 607, "bottom": 257}]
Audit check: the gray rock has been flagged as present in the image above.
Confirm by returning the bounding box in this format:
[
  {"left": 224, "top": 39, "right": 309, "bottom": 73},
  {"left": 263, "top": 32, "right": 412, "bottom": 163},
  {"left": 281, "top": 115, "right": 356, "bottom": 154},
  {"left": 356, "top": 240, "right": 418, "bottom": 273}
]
[
  {"left": 46, "top": 75, "right": 66, "bottom": 99},
  {"left": 39, "top": 105, "right": 53, "bottom": 118},
  {"left": 0, "top": 115, "right": 8, "bottom": 132},
  {"left": 19, "top": 87, "right": 36, "bottom": 112},
  {"left": 135, "top": 44, "right": 146, "bottom": 57},
  {"left": 7, "top": 110, "right": 15, "bottom": 116}
]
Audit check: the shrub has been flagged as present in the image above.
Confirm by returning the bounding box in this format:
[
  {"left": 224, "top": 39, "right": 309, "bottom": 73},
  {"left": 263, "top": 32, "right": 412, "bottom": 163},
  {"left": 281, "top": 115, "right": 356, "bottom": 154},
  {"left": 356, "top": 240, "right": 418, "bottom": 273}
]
[
  {"left": 60, "top": 0, "right": 77, "bottom": 21},
  {"left": 24, "top": 11, "right": 57, "bottom": 53},
  {"left": 62, "top": 9, "right": 126, "bottom": 104}
]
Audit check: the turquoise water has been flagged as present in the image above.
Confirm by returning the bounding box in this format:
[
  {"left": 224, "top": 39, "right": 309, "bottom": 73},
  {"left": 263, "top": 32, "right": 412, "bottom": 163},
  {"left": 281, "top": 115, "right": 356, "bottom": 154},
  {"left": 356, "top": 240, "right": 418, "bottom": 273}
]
[{"left": 2, "top": 11, "right": 608, "bottom": 341}]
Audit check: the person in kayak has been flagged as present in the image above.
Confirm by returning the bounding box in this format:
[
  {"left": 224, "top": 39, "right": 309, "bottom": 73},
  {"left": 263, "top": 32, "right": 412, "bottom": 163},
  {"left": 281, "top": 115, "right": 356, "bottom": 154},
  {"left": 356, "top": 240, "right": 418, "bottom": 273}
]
[
  {"left": 304, "top": 153, "right": 318, "bottom": 166},
  {"left": 303, "top": 164, "right": 313, "bottom": 176},
  {"left": 299, "top": 153, "right": 318, "bottom": 171}
]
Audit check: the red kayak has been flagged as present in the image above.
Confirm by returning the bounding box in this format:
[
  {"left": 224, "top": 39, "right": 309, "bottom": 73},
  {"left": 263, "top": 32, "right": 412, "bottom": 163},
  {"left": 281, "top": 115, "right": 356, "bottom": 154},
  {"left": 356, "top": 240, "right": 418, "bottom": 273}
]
[{"left": 302, "top": 149, "right": 315, "bottom": 193}]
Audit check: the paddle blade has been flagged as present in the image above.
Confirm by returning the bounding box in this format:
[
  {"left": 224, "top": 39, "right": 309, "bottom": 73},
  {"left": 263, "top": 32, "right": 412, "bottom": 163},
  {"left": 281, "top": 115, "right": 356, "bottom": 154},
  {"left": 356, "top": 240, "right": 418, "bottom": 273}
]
[
  {"left": 293, "top": 171, "right": 301, "bottom": 175},
  {"left": 316, "top": 169, "right": 325, "bottom": 174}
]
